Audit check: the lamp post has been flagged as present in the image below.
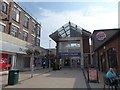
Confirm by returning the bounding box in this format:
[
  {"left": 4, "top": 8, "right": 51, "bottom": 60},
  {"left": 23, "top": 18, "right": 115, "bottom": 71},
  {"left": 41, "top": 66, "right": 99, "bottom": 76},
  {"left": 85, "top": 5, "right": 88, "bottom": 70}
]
[
  {"left": 49, "top": 40, "right": 51, "bottom": 72},
  {"left": 30, "top": 23, "right": 38, "bottom": 78},
  {"left": 30, "top": 47, "right": 34, "bottom": 78}
]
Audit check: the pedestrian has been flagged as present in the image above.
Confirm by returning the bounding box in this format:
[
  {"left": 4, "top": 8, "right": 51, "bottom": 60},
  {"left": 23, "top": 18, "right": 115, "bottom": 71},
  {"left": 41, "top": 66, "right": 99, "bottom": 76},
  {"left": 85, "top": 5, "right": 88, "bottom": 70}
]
[{"left": 106, "top": 67, "right": 118, "bottom": 89}]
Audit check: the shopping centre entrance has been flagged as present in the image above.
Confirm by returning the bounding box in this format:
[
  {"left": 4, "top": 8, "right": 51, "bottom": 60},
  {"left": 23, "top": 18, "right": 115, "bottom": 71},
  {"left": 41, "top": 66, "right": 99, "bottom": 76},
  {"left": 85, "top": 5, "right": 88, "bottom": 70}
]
[
  {"left": 50, "top": 22, "right": 91, "bottom": 68},
  {"left": 62, "top": 56, "right": 80, "bottom": 68}
]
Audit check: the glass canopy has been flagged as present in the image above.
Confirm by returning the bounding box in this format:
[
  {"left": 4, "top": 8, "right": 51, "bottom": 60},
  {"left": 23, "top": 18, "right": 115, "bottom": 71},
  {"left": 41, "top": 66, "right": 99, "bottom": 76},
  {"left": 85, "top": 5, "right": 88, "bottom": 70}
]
[{"left": 49, "top": 21, "right": 91, "bottom": 42}]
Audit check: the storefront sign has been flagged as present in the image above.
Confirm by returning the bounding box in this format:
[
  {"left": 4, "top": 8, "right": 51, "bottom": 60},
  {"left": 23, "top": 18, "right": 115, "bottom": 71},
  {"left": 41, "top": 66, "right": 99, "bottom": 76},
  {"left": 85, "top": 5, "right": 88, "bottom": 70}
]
[
  {"left": 59, "top": 52, "right": 81, "bottom": 56},
  {"left": 96, "top": 31, "right": 106, "bottom": 41},
  {"left": 19, "top": 48, "right": 25, "bottom": 52},
  {"left": 0, "top": 54, "right": 12, "bottom": 70}
]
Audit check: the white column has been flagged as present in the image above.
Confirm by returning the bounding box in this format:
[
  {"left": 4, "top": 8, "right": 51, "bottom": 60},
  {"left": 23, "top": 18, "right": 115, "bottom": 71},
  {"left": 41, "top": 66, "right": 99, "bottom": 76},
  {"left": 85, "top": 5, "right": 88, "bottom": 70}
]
[
  {"left": 11, "top": 54, "right": 17, "bottom": 69},
  {"left": 80, "top": 37, "right": 84, "bottom": 69}
]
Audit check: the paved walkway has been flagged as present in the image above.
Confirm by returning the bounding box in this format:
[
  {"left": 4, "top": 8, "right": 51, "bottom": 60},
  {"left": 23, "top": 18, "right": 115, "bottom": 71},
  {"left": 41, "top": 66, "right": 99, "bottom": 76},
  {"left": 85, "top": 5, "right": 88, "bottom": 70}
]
[
  {"left": 3, "top": 68, "right": 87, "bottom": 88},
  {"left": 2, "top": 68, "right": 119, "bottom": 89},
  {"left": 1, "top": 68, "right": 50, "bottom": 87}
]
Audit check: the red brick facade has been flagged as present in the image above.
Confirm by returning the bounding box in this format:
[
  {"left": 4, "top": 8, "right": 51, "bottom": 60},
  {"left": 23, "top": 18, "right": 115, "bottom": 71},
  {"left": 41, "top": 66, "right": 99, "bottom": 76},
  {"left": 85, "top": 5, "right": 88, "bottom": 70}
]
[
  {"left": 93, "top": 30, "right": 120, "bottom": 74},
  {"left": 0, "top": 1, "right": 41, "bottom": 46}
]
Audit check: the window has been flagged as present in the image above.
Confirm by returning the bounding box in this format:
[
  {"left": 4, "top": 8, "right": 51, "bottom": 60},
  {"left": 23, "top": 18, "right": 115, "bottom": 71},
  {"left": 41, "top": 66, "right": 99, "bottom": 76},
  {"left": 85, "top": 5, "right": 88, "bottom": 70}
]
[
  {"left": 11, "top": 25, "right": 19, "bottom": 37},
  {"left": 12, "top": 8, "right": 20, "bottom": 22},
  {"left": 58, "top": 41, "right": 80, "bottom": 53},
  {"left": 0, "top": 24, "right": 5, "bottom": 32},
  {"left": 37, "top": 39, "right": 40, "bottom": 46},
  {"left": 23, "top": 16, "right": 29, "bottom": 28},
  {"left": 32, "top": 23, "right": 35, "bottom": 33},
  {"left": 1, "top": 2, "right": 8, "bottom": 14},
  {"left": 107, "top": 48, "right": 117, "bottom": 68},
  {"left": 37, "top": 27, "right": 40, "bottom": 37},
  {"left": 32, "top": 36, "right": 35, "bottom": 45},
  {"left": 23, "top": 32, "right": 28, "bottom": 41}
]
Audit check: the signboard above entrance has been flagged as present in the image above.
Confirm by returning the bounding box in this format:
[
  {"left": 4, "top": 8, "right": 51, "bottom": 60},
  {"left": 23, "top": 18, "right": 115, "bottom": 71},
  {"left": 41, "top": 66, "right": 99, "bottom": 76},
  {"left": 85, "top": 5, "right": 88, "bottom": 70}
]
[{"left": 59, "top": 52, "right": 81, "bottom": 56}]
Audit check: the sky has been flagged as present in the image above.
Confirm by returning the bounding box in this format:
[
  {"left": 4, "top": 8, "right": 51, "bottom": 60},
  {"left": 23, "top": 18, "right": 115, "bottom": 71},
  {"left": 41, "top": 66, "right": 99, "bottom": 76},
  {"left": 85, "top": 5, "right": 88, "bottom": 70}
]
[{"left": 14, "top": 0, "right": 119, "bottom": 49}]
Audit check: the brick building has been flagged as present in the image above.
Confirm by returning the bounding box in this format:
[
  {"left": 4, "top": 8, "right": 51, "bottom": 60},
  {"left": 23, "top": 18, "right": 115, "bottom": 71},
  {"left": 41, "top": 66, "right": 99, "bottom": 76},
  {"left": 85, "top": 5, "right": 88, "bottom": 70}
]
[
  {"left": 0, "top": 0, "right": 41, "bottom": 70},
  {"left": 92, "top": 29, "right": 120, "bottom": 74}
]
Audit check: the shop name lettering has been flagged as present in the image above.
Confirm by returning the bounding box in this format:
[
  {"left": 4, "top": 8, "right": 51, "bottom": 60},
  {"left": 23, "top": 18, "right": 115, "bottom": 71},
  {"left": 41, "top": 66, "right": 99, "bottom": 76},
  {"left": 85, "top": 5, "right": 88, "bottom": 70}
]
[
  {"left": 19, "top": 48, "right": 25, "bottom": 52},
  {"left": 59, "top": 52, "right": 80, "bottom": 56}
]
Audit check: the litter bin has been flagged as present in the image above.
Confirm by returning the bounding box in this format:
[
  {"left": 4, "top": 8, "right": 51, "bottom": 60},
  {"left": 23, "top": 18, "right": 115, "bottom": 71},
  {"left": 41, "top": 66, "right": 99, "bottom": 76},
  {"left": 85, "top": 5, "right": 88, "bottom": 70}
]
[{"left": 8, "top": 70, "right": 19, "bottom": 85}]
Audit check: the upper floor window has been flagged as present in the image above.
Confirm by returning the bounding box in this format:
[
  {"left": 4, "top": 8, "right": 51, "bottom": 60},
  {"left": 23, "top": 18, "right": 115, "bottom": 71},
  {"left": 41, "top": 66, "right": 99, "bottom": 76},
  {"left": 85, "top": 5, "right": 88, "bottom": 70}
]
[
  {"left": 23, "top": 16, "right": 29, "bottom": 28},
  {"left": 37, "top": 27, "right": 41, "bottom": 37},
  {"left": 107, "top": 48, "right": 117, "bottom": 68},
  {"left": 12, "top": 8, "right": 20, "bottom": 22},
  {"left": 32, "top": 23, "right": 36, "bottom": 33},
  {"left": 11, "top": 25, "right": 19, "bottom": 37},
  {"left": 0, "top": 24, "right": 5, "bottom": 32},
  {"left": 23, "top": 31, "right": 28, "bottom": 41},
  {"left": 32, "top": 36, "right": 35, "bottom": 45},
  {"left": 1, "top": 2, "right": 8, "bottom": 14},
  {"left": 37, "top": 39, "right": 40, "bottom": 46}
]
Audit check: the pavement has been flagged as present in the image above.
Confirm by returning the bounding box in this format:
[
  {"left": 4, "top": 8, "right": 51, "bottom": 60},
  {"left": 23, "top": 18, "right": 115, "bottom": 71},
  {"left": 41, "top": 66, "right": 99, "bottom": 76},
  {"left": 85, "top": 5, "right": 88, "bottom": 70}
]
[
  {"left": 0, "top": 71, "right": 8, "bottom": 76},
  {"left": 2, "top": 68, "right": 87, "bottom": 88},
  {"left": 0, "top": 68, "right": 120, "bottom": 89}
]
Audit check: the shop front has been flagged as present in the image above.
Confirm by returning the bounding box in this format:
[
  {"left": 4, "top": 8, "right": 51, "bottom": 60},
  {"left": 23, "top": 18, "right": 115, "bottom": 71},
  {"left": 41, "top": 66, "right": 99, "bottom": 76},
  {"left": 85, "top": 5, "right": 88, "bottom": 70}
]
[
  {"left": 92, "top": 29, "right": 120, "bottom": 74},
  {"left": 0, "top": 53, "right": 12, "bottom": 70}
]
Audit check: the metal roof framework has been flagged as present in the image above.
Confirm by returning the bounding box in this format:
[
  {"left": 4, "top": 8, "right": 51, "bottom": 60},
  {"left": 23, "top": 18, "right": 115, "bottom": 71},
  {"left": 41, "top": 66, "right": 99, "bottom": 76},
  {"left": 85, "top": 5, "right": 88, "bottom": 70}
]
[{"left": 49, "top": 22, "right": 91, "bottom": 42}]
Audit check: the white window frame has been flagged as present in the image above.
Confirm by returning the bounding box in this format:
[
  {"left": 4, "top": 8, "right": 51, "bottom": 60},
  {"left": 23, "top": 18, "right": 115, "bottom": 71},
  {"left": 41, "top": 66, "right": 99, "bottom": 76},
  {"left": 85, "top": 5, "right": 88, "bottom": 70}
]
[
  {"left": 12, "top": 8, "right": 20, "bottom": 22},
  {"left": 11, "top": 25, "right": 19, "bottom": 37},
  {"left": 23, "top": 31, "right": 28, "bottom": 41},
  {"left": 0, "top": 24, "right": 5, "bottom": 32},
  {"left": 1, "top": 2, "right": 8, "bottom": 14}
]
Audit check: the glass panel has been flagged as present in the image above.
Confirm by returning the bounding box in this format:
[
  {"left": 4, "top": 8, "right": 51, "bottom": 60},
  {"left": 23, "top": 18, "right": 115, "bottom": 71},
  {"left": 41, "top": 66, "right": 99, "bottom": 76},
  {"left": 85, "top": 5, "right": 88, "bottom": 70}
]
[
  {"left": 0, "top": 24, "right": 5, "bottom": 32},
  {"left": 11, "top": 25, "right": 19, "bottom": 37},
  {"left": 66, "top": 30, "right": 70, "bottom": 35},
  {"left": 13, "top": 8, "right": 20, "bottom": 22},
  {"left": 107, "top": 48, "right": 117, "bottom": 68},
  {"left": 58, "top": 41, "right": 80, "bottom": 53},
  {"left": 24, "top": 16, "right": 29, "bottom": 28},
  {"left": 2, "top": 2, "right": 7, "bottom": 13},
  {"left": 23, "top": 32, "right": 28, "bottom": 41},
  {"left": 59, "top": 29, "right": 64, "bottom": 35},
  {"left": 64, "top": 26, "right": 70, "bottom": 31},
  {"left": 61, "top": 32, "right": 66, "bottom": 37}
]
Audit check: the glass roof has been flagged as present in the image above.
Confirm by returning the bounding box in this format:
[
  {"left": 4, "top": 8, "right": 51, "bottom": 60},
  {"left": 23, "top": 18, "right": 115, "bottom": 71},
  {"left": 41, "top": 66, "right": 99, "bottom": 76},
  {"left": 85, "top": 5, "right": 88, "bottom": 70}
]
[
  {"left": 58, "top": 22, "right": 83, "bottom": 38},
  {"left": 49, "top": 22, "right": 91, "bottom": 42}
]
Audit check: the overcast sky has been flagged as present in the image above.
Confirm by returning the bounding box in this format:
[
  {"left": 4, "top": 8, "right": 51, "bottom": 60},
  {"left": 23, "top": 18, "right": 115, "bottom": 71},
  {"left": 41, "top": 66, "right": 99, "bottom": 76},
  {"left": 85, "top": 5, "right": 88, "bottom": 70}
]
[{"left": 15, "top": 0, "right": 119, "bottom": 48}]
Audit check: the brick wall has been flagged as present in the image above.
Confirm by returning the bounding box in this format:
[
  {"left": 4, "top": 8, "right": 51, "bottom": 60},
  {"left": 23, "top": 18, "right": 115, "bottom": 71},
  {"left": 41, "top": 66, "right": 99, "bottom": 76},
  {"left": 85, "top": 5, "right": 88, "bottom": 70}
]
[{"left": 96, "top": 34, "right": 120, "bottom": 74}]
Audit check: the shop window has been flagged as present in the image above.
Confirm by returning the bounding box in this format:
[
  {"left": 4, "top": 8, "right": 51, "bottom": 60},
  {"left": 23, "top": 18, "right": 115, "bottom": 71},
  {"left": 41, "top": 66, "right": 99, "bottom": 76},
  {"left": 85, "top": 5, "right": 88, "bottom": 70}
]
[
  {"left": 1, "top": 2, "right": 8, "bottom": 14},
  {"left": 107, "top": 48, "right": 117, "bottom": 68},
  {"left": 12, "top": 8, "right": 20, "bottom": 22},
  {"left": 11, "top": 25, "right": 19, "bottom": 37},
  {"left": 0, "top": 24, "right": 5, "bottom": 32}
]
